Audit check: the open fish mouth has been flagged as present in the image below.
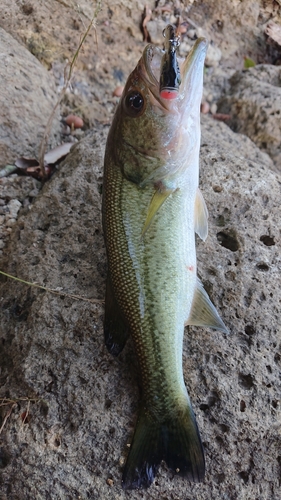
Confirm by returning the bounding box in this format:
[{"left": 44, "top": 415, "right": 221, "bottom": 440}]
[
  {"left": 117, "top": 34, "right": 208, "bottom": 188},
  {"left": 143, "top": 44, "right": 164, "bottom": 87},
  {"left": 142, "top": 37, "right": 208, "bottom": 109},
  {"left": 135, "top": 37, "right": 208, "bottom": 187}
]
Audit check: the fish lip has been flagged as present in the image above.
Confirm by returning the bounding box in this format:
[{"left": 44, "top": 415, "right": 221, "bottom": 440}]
[
  {"left": 141, "top": 38, "right": 208, "bottom": 107},
  {"left": 180, "top": 37, "right": 208, "bottom": 93},
  {"left": 142, "top": 44, "right": 162, "bottom": 87},
  {"left": 142, "top": 44, "right": 171, "bottom": 111}
]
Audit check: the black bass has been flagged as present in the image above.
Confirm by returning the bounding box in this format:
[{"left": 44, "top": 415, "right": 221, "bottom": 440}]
[{"left": 102, "top": 32, "right": 227, "bottom": 490}]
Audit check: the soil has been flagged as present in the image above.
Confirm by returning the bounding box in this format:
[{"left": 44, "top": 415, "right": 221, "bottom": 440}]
[{"left": 0, "top": 1, "right": 281, "bottom": 499}]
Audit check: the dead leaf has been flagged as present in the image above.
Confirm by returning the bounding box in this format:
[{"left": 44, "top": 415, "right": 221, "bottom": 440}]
[
  {"left": 44, "top": 142, "right": 73, "bottom": 165},
  {"left": 244, "top": 57, "right": 256, "bottom": 69},
  {"left": 13, "top": 143, "right": 73, "bottom": 180},
  {"left": 14, "top": 157, "right": 52, "bottom": 180},
  {"left": 15, "top": 158, "right": 39, "bottom": 170},
  {"left": 212, "top": 113, "right": 231, "bottom": 122}
]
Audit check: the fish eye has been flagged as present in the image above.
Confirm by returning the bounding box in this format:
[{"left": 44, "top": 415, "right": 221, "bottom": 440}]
[{"left": 124, "top": 91, "right": 145, "bottom": 117}]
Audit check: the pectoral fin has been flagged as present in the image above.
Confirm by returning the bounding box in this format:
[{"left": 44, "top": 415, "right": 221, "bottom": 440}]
[
  {"left": 187, "top": 279, "right": 228, "bottom": 333},
  {"left": 104, "top": 273, "right": 129, "bottom": 356},
  {"left": 194, "top": 188, "right": 208, "bottom": 241},
  {"left": 141, "top": 189, "right": 174, "bottom": 238}
]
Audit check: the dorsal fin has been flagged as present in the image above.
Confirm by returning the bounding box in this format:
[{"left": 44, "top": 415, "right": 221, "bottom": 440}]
[
  {"left": 187, "top": 279, "right": 228, "bottom": 333},
  {"left": 141, "top": 189, "right": 174, "bottom": 238},
  {"left": 194, "top": 188, "right": 208, "bottom": 241}
]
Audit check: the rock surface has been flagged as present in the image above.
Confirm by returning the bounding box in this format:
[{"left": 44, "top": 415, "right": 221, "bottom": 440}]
[
  {"left": 0, "top": 175, "right": 42, "bottom": 256},
  {"left": 217, "top": 65, "right": 281, "bottom": 170},
  {"left": 0, "top": 27, "right": 60, "bottom": 167},
  {"left": 0, "top": 1, "right": 281, "bottom": 498},
  {"left": 0, "top": 116, "right": 280, "bottom": 499}
]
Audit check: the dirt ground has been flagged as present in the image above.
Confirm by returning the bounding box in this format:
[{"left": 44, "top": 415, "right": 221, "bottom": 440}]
[
  {"left": 0, "top": 1, "right": 281, "bottom": 499},
  {"left": 1, "top": 0, "right": 280, "bottom": 131}
]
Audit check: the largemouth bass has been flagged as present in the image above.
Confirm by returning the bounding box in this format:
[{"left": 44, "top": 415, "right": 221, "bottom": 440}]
[{"left": 102, "top": 32, "right": 228, "bottom": 490}]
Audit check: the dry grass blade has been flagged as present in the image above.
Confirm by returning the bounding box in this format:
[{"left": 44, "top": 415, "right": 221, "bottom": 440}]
[
  {"left": 0, "top": 403, "right": 17, "bottom": 434},
  {"left": 0, "top": 397, "right": 40, "bottom": 407},
  {"left": 0, "top": 270, "right": 104, "bottom": 305},
  {"left": 0, "top": 397, "right": 42, "bottom": 434}
]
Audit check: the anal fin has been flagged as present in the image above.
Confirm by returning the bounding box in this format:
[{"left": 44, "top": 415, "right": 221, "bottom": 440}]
[
  {"left": 187, "top": 278, "right": 229, "bottom": 333},
  {"left": 194, "top": 188, "right": 208, "bottom": 241},
  {"left": 104, "top": 273, "right": 129, "bottom": 356}
]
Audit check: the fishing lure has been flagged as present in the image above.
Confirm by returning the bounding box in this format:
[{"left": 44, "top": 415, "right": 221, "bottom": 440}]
[{"left": 159, "top": 24, "right": 181, "bottom": 99}]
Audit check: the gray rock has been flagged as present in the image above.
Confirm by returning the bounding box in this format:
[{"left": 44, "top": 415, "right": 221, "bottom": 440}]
[
  {"left": 146, "top": 18, "right": 168, "bottom": 45},
  {"left": 0, "top": 175, "right": 42, "bottom": 254},
  {"left": 0, "top": 117, "right": 280, "bottom": 499},
  {"left": 0, "top": 28, "right": 60, "bottom": 167},
  {"left": 0, "top": 176, "right": 41, "bottom": 204},
  {"left": 217, "top": 65, "right": 281, "bottom": 170},
  {"left": 205, "top": 43, "right": 222, "bottom": 67},
  {"left": 194, "top": 28, "right": 222, "bottom": 67},
  {"left": 7, "top": 200, "right": 22, "bottom": 219}
]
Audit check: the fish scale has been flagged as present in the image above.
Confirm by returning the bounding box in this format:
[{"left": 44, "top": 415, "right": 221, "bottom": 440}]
[{"left": 112, "top": 175, "right": 196, "bottom": 394}]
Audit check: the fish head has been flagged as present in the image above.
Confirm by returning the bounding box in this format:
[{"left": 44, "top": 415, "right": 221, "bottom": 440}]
[{"left": 108, "top": 38, "right": 208, "bottom": 189}]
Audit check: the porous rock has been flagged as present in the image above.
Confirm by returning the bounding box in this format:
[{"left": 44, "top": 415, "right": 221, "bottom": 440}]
[
  {"left": 6, "top": 200, "right": 22, "bottom": 219},
  {"left": 217, "top": 64, "right": 281, "bottom": 170},
  {"left": 204, "top": 43, "right": 222, "bottom": 67},
  {"left": 0, "top": 117, "right": 280, "bottom": 499},
  {"left": 0, "top": 27, "right": 60, "bottom": 167},
  {"left": 0, "top": 175, "right": 42, "bottom": 255}
]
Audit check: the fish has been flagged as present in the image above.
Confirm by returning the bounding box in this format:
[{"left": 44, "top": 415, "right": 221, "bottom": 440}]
[{"left": 102, "top": 32, "right": 228, "bottom": 490}]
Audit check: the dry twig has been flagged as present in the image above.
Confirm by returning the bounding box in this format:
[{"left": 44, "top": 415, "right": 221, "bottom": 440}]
[
  {"left": 0, "top": 270, "right": 104, "bottom": 305},
  {"left": 0, "top": 398, "right": 41, "bottom": 434},
  {"left": 0, "top": 404, "right": 17, "bottom": 434}
]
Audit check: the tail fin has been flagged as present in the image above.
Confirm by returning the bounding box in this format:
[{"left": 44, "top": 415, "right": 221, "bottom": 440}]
[{"left": 122, "top": 404, "right": 205, "bottom": 490}]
